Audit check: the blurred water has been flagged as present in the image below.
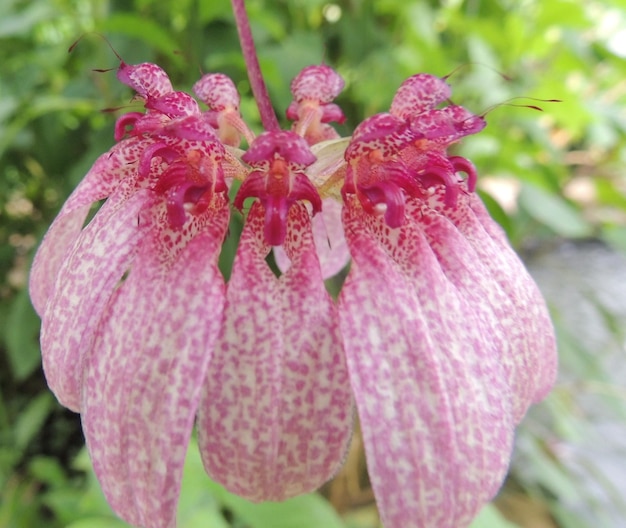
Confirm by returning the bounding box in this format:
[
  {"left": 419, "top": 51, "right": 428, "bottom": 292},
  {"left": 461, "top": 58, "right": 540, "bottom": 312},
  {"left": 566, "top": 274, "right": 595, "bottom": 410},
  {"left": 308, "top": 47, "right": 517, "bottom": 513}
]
[
  {"left": 522, "top": 240, "right": 626, "bottom": 527},
  {"left": 529, "top": 240, "right": 626, "bottom": 403}
]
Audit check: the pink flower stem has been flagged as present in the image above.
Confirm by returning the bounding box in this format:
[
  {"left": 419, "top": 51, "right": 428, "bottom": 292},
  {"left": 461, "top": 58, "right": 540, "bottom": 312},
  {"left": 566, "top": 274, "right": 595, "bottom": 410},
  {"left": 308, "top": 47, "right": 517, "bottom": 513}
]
[{"left": 231, "top": 0, "right": 280, "bottom": 132}]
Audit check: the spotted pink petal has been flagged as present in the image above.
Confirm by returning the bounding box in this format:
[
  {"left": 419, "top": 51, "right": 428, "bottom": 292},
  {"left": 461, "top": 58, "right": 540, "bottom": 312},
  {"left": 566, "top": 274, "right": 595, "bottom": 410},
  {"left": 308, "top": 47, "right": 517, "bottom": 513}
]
[
  {"left": 273, "top": 197, "right": 350, "bottom": 279},
  {"left": 117, "top": 62, "right": 173, "bottom": 99},
  {"left": 411, "top": 194, "right": 555, "bottom": 422},
  {"left": 451, "top": 193, "right": 558, "bottom": 403},
  {"left": 40, "top": 182, "right": 154, "bottom": 412},
  {"left": 146, "top": 91, "right": 201, "bottom": 118},
  {"left": 408, "top": 107, "right": 486, "bottom": 143},
  {"left": 338, "top": 197, "right": 514, "bottom": 528},
  {"left": 81, "top": 198, "right": 230, "bottom": 528},
  {"left": 198, "top": 202, "right": 353, "bottom": 501},
  {"left": 193, "top": 73, "right": 241, "bottom": 110},
  {"left": 29, "top": 137, "right": 148, "bottom": 315},
  {"left": 389, "top": 73, "right": 451, "bottom": 119},
  {"left": 289, "top": 64, "right": 345, "bottom": 104}
]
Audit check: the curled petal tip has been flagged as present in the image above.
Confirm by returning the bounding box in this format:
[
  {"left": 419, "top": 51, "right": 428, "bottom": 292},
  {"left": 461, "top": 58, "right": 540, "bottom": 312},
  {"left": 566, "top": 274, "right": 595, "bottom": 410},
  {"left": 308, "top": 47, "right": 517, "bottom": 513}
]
[
  {"left": 146, "top": 91, "right": 201, "bottom": 118},
  {"left": 290, "top": 64, "right": 345, "bottom": 103},
  {"left": 193, "top": 73, "right": 241, "bottom": 110},
  {"left": 117, "top": 62, "right": 173, "bottom": 99},
  {"left": 390, "top": 73, "right": 451, "bottom": 119}
]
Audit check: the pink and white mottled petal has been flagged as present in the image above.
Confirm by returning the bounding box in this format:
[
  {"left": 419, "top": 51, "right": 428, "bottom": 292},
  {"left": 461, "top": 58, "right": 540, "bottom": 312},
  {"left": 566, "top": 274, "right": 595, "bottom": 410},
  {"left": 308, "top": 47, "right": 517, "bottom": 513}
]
[
  {"left": 198, "top": 202, "right": 353, "bottom": 501},
  {"left": 40, "top": 185, "right": 153, "bottom": 412},
  {"left": 290, "top": 65, "right": 345, "bottom": 104},
  {"left": 82, "top": 199, "right": 229, "bottom": 528},
  {"left": 30, "top": 206, "right": 92, "bottom": 316},
  {"left": 339, "top": 198, "right": 513, "bottom": 528},
  {"left": 389, "top": 74, "right": 451, "bottom": 119},
  {"left": 146, "top": 91, "right": 201, "bottom": 118},
  {"left": 29, "top": 138, "right": 148, "bottom": 314},
  {"left": 274, "top": 198, "right": 349, "bottom": 279},
  {"left": 117, "top": 62, "right": 173, "bottom": 99},
  {"left": 193, "top": 73, "right": 240, "bottom": 110},
  {"left": 448, "top": 193, "right": 558, "bottom": 404},
  {"left": 410, "top": 198, "right": 533, "bottom": 422}
]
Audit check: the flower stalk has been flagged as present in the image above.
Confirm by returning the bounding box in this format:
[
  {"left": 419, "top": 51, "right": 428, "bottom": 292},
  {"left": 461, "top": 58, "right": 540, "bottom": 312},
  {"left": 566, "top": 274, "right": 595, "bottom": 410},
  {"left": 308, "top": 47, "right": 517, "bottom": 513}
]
[{"left": 230, "top": 0, "right": 280, "bottom": 131}]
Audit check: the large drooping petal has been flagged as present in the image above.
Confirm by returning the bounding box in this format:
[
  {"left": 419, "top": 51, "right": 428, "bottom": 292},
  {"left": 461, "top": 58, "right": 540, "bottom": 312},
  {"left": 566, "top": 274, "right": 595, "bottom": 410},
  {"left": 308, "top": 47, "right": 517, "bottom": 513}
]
[
  {"left": 29, "top": 137, "right": 148, "bottom": 315},
  {"left": 81, "top": 196, "right": 230, "bottom": 528},
  {"left": 273, "top": 198, "right": 350, "bottom": 279},
  {"left": 410, "top": 196, "right": 543, "bottom": 423},
  {"left": 443, "top": 191, "right": 558, "bottom": 405},
  {"left": 198, "top": 202, "right": 354, "bottom": 501},
  {"left": 40, "top": 178, "right": 154, "bottom": 412},
  {"left": 338, "top": 196, "right": 514, "bottom": 528}
]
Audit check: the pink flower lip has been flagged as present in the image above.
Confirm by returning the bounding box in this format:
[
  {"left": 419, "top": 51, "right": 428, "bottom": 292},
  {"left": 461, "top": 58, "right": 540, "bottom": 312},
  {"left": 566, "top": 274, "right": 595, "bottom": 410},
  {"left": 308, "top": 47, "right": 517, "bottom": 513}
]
[
  {"left": 236, "top": 132, "right": 321, "bottom": 246},
  {"left": 242, "top": 130, "right": 317, "bottom": 168},
  {"left": 116, "top": 62, "right": 173, "bottom": 100}
]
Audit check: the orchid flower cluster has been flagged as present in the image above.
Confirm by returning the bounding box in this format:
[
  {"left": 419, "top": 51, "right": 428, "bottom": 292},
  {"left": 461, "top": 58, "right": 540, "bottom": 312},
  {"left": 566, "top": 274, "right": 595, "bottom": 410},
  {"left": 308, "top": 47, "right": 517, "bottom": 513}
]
[{"left": 29, "top": 1, "right": 557, "bottom": 527}]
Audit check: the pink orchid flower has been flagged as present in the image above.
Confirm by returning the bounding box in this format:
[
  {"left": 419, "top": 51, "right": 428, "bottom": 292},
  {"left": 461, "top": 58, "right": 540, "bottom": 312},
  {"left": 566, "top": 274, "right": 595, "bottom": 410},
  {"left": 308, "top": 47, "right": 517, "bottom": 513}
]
[{"left": 29, "top": 1, "right": 557, "bottom": 527}]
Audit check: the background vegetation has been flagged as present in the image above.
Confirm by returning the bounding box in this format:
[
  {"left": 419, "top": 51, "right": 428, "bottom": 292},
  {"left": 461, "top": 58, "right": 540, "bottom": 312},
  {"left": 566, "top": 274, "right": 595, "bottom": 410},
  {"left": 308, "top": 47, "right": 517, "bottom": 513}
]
[{"left": 2, "top": 0, "right": 626, "bottom": 526}]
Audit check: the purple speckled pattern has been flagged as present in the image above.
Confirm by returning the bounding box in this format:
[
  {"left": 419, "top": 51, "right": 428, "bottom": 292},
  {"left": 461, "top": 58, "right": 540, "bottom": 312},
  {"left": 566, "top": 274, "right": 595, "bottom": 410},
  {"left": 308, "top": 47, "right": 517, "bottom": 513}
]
[
  {"left": 290, "top": 64, "right": 345, "bottom": 104},
  {"left": 117, "top": 62, "right": 174, "bottom": 99},
  {"left": 286, "top": 64, "right": 346, "bottom": 144},
  {"left": 198, "top": 202, "right": 354, "bottom": 501},
  {"left": 193, "top": 73, "right": 241, "bottom": 110},
  {"left": 390, "top": 73, "right": 452, "bottom": 119},
  {"left": 273, "top": 197, "right": 350, "bottom": 278},
  {"left": 457, "top": 193, "right": 558, "bottom": 402},
  {"left": 40, "top": 181, "right": 154, "bottom": 412},
  {"left": 414, "top": 189, "right": 557, "bottom": 420},
  {"left": 339, "top": 194, "right": 514, "bottom": 528},
  {"left": 29, "top": 49, "right": 558, "bottom": 528},
  {"left": 82, "top": 198, "right": 229, "bottom": 528},
  {"left": 29, "top": 137, "right": 147, "bottom": 315}
]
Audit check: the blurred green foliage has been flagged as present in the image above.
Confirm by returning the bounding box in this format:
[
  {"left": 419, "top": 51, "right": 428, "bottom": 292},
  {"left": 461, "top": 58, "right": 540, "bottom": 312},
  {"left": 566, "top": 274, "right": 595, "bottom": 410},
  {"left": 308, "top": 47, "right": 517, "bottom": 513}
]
[{"left": 1, "top": 0, "right": 626, "bottom": 527}]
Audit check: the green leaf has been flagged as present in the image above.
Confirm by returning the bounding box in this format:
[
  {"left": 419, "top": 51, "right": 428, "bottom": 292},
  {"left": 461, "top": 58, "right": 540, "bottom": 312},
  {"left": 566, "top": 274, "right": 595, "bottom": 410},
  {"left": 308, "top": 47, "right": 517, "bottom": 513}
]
[
  {"left": 99, "top": 14, "right": 184, "bottom": 66},
  {"left": 28, "top": 456, "right": 67, "bottom": 488},
  {"left": 5, "top": 287, "right": 42, "bottom": 381},
  {"left": 14, "top": 392, "right": 53, "bottom": 452},
  {"left": 469, "top": 504, "right": 518, "bottom": 528},
  {"left": 177, "top": 440, "right": 230, "bottom": 528},
  {"left": 602, "top": 225, "right": 626, "bottom": 255},
  {"left": 0, "top": 3, "right": 54, "bottom": 38},
  {"left": 477, "top": 189, "right": 512, "bottom": 239},
  {"left": 65, "top": 517, "right": 131, "bottom": 528},
  {"left": 183, "top": 438, "right": 347, "bottom": 528},
  {"left": 519, "top": 183, "right": 592, "bottom": 238},
  {"left": 209, "top": 487, "right": 348, "bottom": 528}
]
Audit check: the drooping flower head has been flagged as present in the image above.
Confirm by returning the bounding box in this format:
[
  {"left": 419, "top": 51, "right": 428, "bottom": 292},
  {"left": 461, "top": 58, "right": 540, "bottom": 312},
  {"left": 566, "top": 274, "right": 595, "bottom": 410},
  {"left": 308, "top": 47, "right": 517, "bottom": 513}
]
[{"left": 29, "top": 2, "right": 557, "bottom": 528}]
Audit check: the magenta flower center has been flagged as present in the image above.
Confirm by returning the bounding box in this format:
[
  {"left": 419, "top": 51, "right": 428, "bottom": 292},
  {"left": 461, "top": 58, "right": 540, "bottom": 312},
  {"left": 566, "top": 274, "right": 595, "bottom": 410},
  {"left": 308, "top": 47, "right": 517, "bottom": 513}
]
[{"left": 234, "top": 130, "right": 322, "bottom": 245}]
